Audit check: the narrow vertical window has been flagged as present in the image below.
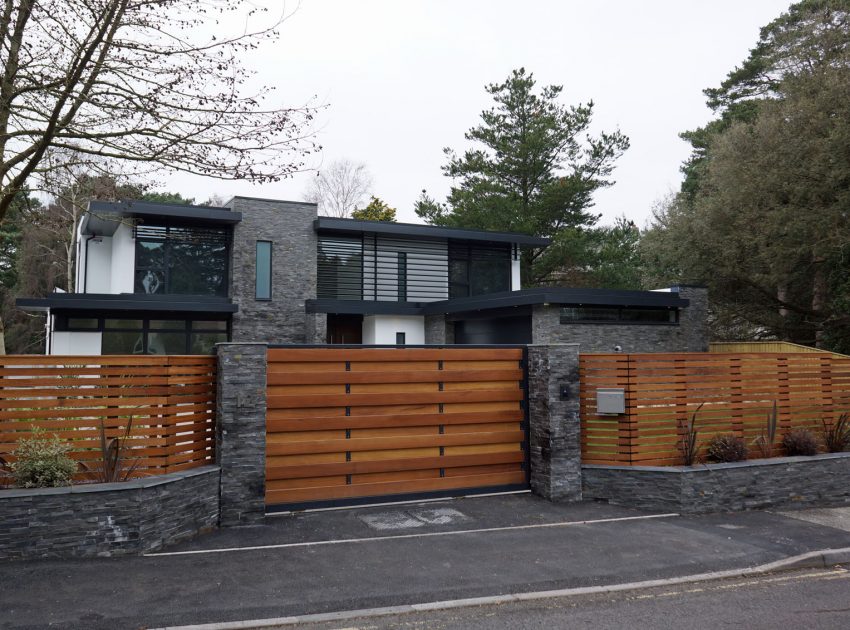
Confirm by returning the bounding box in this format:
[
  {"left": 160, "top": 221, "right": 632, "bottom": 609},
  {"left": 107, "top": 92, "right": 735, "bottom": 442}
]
[
  {"left": 395, "top": 332, "right": 406, "bottom": 345},
  {"left": 256, "top": 241, "right": 272, "bottom": 300}
]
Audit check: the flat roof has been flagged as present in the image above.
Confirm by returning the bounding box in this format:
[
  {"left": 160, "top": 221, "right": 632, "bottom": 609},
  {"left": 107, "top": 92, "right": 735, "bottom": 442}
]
[
  {"left": 16, "top": 293, "right": 238, "bottom": 314},
  {"left": 307, "top": 287, "right": 688, "bottom": 315},
  {"left": 81, "top": 200, "right": 242, "bottom": 236},
  {"left": 315, "top": 217, "right": 551, "bottom": 247}
]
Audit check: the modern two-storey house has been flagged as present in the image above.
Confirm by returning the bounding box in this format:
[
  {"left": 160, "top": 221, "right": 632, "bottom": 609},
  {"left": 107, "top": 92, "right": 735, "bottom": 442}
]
[{"left": 17, "top": 197, "right": 707, "bottom": 354}]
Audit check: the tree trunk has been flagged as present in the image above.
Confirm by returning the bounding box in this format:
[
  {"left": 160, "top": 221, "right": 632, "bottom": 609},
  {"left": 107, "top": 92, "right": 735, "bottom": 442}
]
[
  {"left": 0, "top": 317, "right": 6, "bottom": 355},
  {"left": 811, "top": 254, "right": 827, "bottom": 348}
]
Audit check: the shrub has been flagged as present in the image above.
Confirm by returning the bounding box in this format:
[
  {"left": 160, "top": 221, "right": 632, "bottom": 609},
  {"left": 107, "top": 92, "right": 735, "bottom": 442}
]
[
  {"left": 821, "top": 413, "right": 850, "bottom": 453},
  {"left": 782, "top": 428, "right": 819, "bottom": 457},
  {"left": 10, "top": 427, "right": 78, "bottom": 488},
  {"left": 78, "top": 418, "right": 139, "bottom": 483},
  {"left": 753, "top": 401, "right": 778, "bottom": 458},
  {"left": 706, "top": 433, "right": 748, "bottom": 463},
  {"left": 678, "top": 403, "right": 703, "bottom": 466}
]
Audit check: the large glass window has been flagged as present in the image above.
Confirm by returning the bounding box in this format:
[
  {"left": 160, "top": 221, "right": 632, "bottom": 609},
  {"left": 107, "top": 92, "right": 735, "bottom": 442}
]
[
  {"left": 134, "top": 224, "right": 229, "bottom": 296},
  {"left": 55, "top": 316, "right": 229, "bottom": 354},
  {"left": 448, "top": 241, "right": 511, "bottom": 298},
  {"left": 256, "top": 241, "right": 272, "bottom": 300}
]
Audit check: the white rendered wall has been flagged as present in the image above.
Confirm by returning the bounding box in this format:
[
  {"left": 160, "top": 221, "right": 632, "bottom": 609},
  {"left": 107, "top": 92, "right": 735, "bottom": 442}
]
[
  {"left": 82, "top": 237, "right": 113, "bottom": 293},
  {"left": 511, "top": 258, "right": 521, "bottom": 291},
  {"left": 51, "top": 332, "right": 102, "bottom": 355},
  {"left": 362, "top": 315, "right": 425, "bottom": 345},
  {"left": 110, "top": 223, "right": 135, "bottom": 293}
]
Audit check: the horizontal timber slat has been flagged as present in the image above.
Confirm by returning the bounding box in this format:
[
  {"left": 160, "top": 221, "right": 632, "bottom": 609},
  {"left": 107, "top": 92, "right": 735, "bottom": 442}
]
[
  {"left": 0, "top": 354, "right": 216, "bottom": 482},
  {"left": 580, "top": 351, "right": 850, "bottom": 466},
  {"left": 265, "top": 346, "right": 528, "bottom": 507}
]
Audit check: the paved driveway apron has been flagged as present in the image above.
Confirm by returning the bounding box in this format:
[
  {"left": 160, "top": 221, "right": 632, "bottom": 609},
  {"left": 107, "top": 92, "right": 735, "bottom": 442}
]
[{"left": 3, "top": 494, "right": 850, "bottom": 630}]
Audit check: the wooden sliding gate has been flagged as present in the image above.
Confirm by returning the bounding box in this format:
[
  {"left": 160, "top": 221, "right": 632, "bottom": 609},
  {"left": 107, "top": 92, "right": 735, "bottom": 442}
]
[{"left": 265, "top": 346, "right": 529, "bottom": 509}]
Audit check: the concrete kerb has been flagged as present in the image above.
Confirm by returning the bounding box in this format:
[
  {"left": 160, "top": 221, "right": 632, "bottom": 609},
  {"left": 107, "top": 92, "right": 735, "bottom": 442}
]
[{"left": 152, "top": 547, "right": 850, "bottom": 630}]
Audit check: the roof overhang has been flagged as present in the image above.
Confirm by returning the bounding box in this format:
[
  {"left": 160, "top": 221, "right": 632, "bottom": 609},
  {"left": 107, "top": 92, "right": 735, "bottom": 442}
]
[
  {"left": 422, "top": 288, "right": 689, "bottom": 315},
  {"left": 16, "top": 293, "right": 238, "bottom": 314},
  {"left": 81, "top": 200, "right": 242, "bottom": 236},
  {"left": 314, "top": 217, "right": 550, "bottom": 247},
  {"left": 307, "top": 287, "right": 688, "bottom": 316}
]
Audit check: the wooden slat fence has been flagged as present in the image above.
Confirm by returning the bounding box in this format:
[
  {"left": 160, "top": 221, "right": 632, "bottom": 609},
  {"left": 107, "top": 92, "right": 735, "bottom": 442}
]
[
  {"left": 266, "top": 347, "right": 528, "bottom": 507},
  {"left": 710, "top": 341, "right": 849, "bottom": 356},
  {"left": 581, "top": 352, "right": 850, "bottom": 466},
  {"left": 0, "top": 355, "right": 216, "bottom": 483}
]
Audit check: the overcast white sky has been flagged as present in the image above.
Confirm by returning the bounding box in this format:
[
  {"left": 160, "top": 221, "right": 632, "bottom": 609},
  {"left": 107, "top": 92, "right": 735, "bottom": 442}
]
[{"left": 163, "top": 0, "right": 792, "bottom": 227}]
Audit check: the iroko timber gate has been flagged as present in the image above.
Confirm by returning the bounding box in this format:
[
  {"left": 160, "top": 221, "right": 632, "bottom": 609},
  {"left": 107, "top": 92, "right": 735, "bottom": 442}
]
[{"left": 265, "top": 346, "right": 529, "bottom": 509}]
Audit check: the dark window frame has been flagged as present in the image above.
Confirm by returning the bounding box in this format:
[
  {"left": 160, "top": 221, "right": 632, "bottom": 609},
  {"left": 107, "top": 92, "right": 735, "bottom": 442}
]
[
  {"left": 54, "top": 315, "right": 231, "bottom": 354},
  {"left": 134, "top": 223, "right": 230, "bottom": 297},
  {"left": 559, "top": 306, "right": 680, "bottom": 326},
  {"left": 448, "top": 241, "right": 511, "bottom": 298},
  {"left": 255, "top": 240, "right": 273, "bottom": 301}
]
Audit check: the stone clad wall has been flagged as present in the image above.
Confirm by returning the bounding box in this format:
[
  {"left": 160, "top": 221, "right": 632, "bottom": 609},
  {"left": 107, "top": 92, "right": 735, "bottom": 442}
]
[
  {"left": 216, "top": 343, "right": 267, "bottom": 526},
  {"left": 527, "top": 344, "right": 582, "bottom": 502},
  {"left": 583, "top": 453, "right": 850, "bottom": 513},
  {"left": 531, "top": 287, "right": 709, "bottom": 353},
  {"left": 228, "top": 197, "right": 318, "bottom": 344},
  {"left": 0, "top": 467, "right": 219, "bottom": 560}
]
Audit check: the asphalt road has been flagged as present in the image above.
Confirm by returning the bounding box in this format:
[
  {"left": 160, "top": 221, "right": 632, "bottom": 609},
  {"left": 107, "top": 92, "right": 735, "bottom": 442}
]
[{"left": 290, "top": 566, "right": 850, "bottom": 630}]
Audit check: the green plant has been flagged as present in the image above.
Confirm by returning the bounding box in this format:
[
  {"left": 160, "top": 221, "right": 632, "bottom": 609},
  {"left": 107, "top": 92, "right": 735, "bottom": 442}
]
[
  {"left": 753, "top": 401, "right": 778, "bottom": 458},
  {"left": 782, "top": 428, "right": 819, "bottom": 457},
  {"left": 821, "top": 413, "right": 850, "bottom": 453},
  {"left": 706, "top": 434, "right": 748, "bottom": 463},
  {"left": 9, "top": 426, "right": 77, "bottom": 488},
  {"left": 678, "top": 403, "right": 704, "bottom": 466},
  {"left": 79, "top": 418, "right": 139, "bottom": 483}
]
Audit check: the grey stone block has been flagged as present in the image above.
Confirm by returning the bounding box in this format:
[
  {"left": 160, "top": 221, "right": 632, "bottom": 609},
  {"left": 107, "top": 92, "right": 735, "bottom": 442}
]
[
  {"left": 227, "top": 197, "right": 318, "bottom": 344},
  {"left": 216, "top": 342, "right": 267, "bottom": 526},
  {"left": 583, "top": 453, "right": 850, "bottom": 513},
  {"left": 0, "top": 466, "right": 220, "bottom": 560},
  {"left": 530, "top": 287, "right": 709, "bottom": 353},
  {"left": 527, "top": 344, "right": 582, "bottom": 502}
]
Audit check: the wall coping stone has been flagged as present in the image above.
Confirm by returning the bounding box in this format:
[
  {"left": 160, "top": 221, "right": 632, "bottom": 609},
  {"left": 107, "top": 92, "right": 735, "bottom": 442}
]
[
  {"left": 582, "top": 452, "right": 850, "bottom": 474},
  {"left": 0, "top": 465, "right": 220, "bottom": 498}
]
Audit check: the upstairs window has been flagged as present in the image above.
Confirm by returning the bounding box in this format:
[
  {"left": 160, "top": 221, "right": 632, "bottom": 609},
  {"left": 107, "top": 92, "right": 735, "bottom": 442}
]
[
  {"left": 134, "top": 224, "right": 229, "bottom": 296},
  {"left": 448, "top": 241, "right": 511, "bottom": 298},
  {"left": 255, "top": 241, "right": 272, "bottom": 300}
]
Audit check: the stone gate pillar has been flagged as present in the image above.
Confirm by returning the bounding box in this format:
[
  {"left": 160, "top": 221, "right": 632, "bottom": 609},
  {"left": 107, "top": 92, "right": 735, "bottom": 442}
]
[
  {"left": 527, "top": 344, "right": 582, "bottom": 502},
  {"left": 216, "top": 342, "right": 267, "bottom": 526}
]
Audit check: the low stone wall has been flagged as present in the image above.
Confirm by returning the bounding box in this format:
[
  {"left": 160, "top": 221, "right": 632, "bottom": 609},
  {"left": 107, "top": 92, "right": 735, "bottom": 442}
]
[
  {"left": 0, "top": 466, "right": 220, "bottom": 560},
  {"left": 583, "top": 453, "right": 850, "bottom": 513}
]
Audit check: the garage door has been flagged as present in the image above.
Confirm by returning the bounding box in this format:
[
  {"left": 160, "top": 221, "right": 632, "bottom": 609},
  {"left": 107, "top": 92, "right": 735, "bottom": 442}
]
[{"left": 265, "top": 346, "right": 529, "bottom": 509}]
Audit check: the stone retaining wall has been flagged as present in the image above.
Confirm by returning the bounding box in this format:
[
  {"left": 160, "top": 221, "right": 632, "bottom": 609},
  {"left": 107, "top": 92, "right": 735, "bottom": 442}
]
[
  {"left": 583, "top": 453, "right": 850, "bottom": 513},
  {"left": 0, "top": 466, "right": 220, "bottom": 560}
]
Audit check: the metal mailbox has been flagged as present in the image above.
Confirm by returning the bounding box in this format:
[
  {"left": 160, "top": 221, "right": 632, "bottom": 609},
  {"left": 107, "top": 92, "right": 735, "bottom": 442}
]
[{"left": 596, "top": 388, "right": 625, "bottom": 415}]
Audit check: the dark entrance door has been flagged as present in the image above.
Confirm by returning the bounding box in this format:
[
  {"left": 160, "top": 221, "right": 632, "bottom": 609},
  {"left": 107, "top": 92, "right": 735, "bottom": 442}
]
[{"left": 326, "top": 314, "right": 363, "bottom": 344}]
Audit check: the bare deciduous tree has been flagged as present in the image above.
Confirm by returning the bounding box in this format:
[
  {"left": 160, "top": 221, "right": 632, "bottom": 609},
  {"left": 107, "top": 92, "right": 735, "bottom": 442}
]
[
  {"left": 304, "top": 159, "right": 373, "bottom": 218},
  {"left": 0, "top": 0, "right": 320, "bottom": 225}
]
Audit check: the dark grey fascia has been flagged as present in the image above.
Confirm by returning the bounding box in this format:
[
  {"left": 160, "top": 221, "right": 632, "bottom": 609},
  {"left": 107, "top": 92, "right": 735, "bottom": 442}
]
[
  {"left": 306, "top": 299, "right": 424, "bottom": 316},
  {"left": 81, "top": 200, "right": 242, "bottom": 236},
  {"left": 421, "top": 287, "right": 690, "bottom": 315},
  {"left": 306, "top": 287, "right": 688, "bottom": 317},
  {"left": 314, "top": 216, "right": 551, "bottom": 247},
  {"left": 16, "top": 293, "right": 238, "bottom": 314}
]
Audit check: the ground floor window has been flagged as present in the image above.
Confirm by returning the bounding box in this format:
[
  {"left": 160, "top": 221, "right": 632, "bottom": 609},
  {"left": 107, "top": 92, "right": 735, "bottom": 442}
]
[
  {"left": 559, "top": 306, "right": 679, "bottom": 325},
  {"left": 55, "top": 315, "right": 229, "bottom": 354}
]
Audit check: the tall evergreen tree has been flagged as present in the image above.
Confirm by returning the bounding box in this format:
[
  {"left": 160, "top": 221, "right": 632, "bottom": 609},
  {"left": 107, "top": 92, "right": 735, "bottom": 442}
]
[{"left": 416, "top": 68, "right": 628, "bottom": 285}]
